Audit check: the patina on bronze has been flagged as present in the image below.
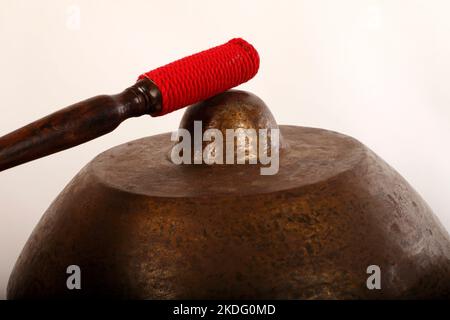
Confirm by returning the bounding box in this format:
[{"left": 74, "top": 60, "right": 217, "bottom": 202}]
[{"left": 7, "top": 90, "right": 450, "bottom": 299}]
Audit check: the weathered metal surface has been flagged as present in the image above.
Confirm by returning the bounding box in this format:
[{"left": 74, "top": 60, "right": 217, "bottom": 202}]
[
  {"left": 7, "top": 91, "right": 450, "bottom": 299},
  {"left": 177, "top": 90, "right": 284, "bottom": 163}
]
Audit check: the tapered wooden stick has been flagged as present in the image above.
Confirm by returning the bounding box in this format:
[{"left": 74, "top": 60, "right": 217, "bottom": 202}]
[{"left": 0, "top": 79, "right": 160, "bottom": 171}]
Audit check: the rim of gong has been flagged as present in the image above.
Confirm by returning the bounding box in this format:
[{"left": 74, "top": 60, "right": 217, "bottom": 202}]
[{"left": 87, "top": 125, "right": 368, "bottom": 198}]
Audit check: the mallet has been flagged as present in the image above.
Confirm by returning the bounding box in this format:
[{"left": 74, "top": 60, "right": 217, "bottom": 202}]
[{"left": 0, "top": 38, "right": 259, "bottom": 172}]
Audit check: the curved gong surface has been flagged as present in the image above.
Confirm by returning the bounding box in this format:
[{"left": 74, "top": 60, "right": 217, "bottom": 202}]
[
  {"left": 91, "top": 126, "right": 366, "bottom": 197},
  {"left": 7, "top": 126, "right": 450, "bottom": 299}
]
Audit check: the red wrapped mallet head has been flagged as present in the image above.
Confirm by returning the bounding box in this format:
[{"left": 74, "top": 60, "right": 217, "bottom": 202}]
[
  {"left": 139, "top": 38, "right": 260, "bottom": 116},
  {"left": 0, "top": 38, "right": 260, "bottom": 171}
]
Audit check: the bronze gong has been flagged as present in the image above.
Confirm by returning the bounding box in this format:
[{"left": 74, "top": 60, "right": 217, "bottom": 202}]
[{"left": 7, "top": 90, "right": 450, "bottom": 299}]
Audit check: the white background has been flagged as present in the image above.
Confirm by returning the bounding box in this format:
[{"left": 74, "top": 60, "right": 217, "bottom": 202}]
[{"left": 0, "top": 0, "right": 449, "bottom": 298}]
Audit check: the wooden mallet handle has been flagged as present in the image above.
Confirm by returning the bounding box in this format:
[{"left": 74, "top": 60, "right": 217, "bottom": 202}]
[{"left": 0, "top": 38, "right": 259, "bottom": 172}]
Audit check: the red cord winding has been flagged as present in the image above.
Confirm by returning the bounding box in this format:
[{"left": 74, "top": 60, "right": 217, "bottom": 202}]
[{"left": 139, "top": 38, "right": 260, "bottom": 116}]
